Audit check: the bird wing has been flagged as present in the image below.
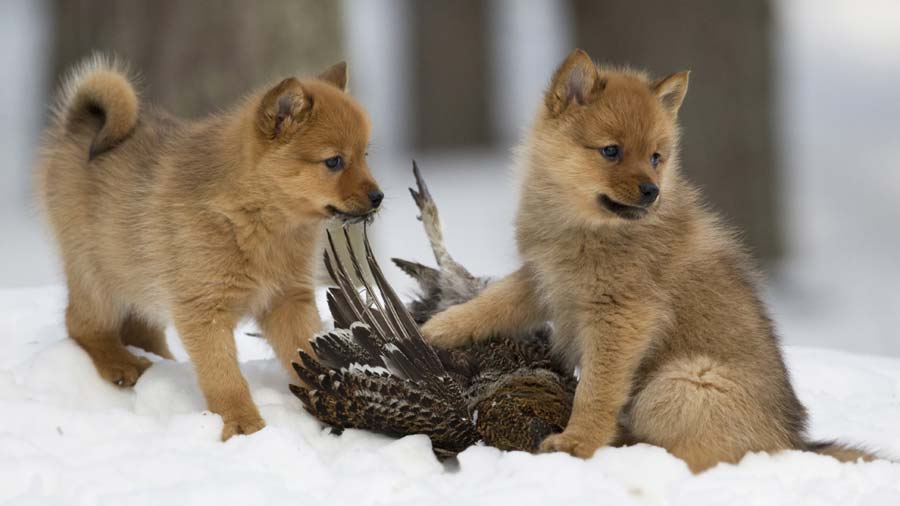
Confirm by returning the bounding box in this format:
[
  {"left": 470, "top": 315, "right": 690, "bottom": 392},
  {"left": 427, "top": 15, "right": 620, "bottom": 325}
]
[{"left": 290, "top": 224, "right": 479, "bottom": 455}]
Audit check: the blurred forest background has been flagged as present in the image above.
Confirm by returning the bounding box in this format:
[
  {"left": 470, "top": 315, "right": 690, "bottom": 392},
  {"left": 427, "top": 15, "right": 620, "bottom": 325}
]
[{"left": 1, "top": 0, "right": 899, "bottom": 357}]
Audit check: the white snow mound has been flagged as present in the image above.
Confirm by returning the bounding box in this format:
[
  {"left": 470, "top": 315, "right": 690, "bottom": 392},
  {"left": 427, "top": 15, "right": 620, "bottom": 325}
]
[{"left": 1, "top": 286, "right": 899, "bottom": 506}]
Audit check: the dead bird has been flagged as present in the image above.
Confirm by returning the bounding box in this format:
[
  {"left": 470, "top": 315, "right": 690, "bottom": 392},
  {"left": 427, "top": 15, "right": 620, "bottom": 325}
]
[{"left": 290, "top": 162, "right": 576, "bottom": 457}]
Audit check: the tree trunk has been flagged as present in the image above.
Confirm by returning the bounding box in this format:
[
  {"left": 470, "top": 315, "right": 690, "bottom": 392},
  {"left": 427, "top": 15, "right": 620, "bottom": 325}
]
[
  {"left": 409, "top": 0, "right": 492, "bottom": 150},
  {"left": 50, "top": 0, "right": 344, "bottom": 117}
]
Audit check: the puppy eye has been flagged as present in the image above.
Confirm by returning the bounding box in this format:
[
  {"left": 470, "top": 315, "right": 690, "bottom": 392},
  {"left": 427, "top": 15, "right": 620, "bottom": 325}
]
[
  {"left": 324, "top": 156, "right": 344, "bottom": 171},
  {"left": 650, "top": 153, "right": 662, "bottom": 168},
  {"left": 600, "top": 145, "right": 620, "bottom": 161}
]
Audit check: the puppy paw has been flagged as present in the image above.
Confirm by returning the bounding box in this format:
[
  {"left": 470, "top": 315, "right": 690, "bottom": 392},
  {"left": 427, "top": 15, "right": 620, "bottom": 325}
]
[
  {"left": 539, "top": 431, "right": 603, "bottom": 459},
  {"left": 221, "top": 414, "right": 266, "bottom": 441},
  {"left": 92, "top": 351, "right": 152, "bottom": 387},
  {"left": 421, "top": 311, "right": 472, "bottom": 349}
]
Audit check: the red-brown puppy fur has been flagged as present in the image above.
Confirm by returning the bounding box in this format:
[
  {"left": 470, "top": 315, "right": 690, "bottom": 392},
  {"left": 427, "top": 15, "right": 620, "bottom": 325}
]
[
  {"left": 37, "top": 55, "right": 381, "bottom": 440},
  {"left": 423, "top": 49, "right": 873, "bottom": 471}
]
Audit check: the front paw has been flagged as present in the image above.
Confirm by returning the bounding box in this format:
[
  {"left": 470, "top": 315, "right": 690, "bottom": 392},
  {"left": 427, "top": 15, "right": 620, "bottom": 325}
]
[
  {"left": 421, "top": 309, "right": 473, "bottom": 348},
  {"left": 90, "top": 349, "right": 152, "bottom": 387},
  {"left": 539, "top": 431, "right": 604, "bottom": 459},
  {"left": 216, "top": 399, "right": 266, "bottom": 441},
  {"left": 220, "top": 413, "right": 266, "bottom": 441}
]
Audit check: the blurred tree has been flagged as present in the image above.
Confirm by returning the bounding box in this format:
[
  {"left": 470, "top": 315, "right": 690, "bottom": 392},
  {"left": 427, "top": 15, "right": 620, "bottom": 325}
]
[
  {"left": 410, "top": 0, "right": 492, "bottom": 149},
  {"left": 49, "top": 0, "right": 344, "bottom": 117},
  {"left": 573, "top": 0, "right": 781, "bottom": 261}
]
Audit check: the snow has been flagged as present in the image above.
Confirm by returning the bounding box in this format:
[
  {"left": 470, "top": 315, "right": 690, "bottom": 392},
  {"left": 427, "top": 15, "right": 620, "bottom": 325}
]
[{"left": 2, "top": 286, "right": 899, "bottom": 506}]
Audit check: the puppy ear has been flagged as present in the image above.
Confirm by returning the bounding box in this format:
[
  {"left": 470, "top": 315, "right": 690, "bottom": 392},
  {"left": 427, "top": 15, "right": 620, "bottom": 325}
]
[
  {"left": 318, "top": 61, "right": 348, "bottom": 91},
  {"left": 652, "top": 71, "right": 690, "bottom": 117},
  {"left": 257, "top": 78, "right": 311, "bottom": 139},
  {"left": 545, "top": 49, "right": 604, "bottom": 116}
]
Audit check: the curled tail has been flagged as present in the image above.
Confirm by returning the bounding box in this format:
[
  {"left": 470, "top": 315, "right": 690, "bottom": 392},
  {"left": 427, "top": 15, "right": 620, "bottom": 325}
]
[
  {"left": 806, "top": 440, "right": 880, "bottom": 463},
  {"left": 52, "top": 53, "right": 139, "bottom": 160}
]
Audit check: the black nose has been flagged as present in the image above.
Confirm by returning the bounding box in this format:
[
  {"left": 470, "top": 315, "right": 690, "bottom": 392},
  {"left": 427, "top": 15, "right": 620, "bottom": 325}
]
[
  {"left": 368, "top": 190, "right": 384, "bottom": 208},
  {"left": 638, "top": 182, "right": 659, "bottom": 206}
]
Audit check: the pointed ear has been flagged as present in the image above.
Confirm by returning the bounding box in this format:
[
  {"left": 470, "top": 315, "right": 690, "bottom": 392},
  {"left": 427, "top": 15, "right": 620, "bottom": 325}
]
[
  {"left": 318, "top": 61, "right": 348, "bottom": 91},
  {"left": 545, "top": 49, "right": 604, "bottom": 116},
  {"left": 652, "top": 71, "right": 689, "bottom": 117},
  {"left": 257, "top": 78, "right": 311, "bottom": 139}
]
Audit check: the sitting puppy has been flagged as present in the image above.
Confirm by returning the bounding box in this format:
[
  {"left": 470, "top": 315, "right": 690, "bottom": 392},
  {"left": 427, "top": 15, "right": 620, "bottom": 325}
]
[
  {"left": 422, "top": 49, "right": 874, "bottom": 471},
  {"left": 37, "top": 55, "right": 382, "bottom": 440}
]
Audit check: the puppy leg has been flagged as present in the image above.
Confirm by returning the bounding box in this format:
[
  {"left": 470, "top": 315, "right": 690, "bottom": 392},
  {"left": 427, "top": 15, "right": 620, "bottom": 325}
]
[
  {"left": 626, "top": 355, "right": 792, "bottom": 472},
  {"left": 422, "top": 266, "right": 546, "bottom": 348},
  {"left": 257, "top": 287, "right": 322, "bottom": 373},
  {"left": 174, "top": 307, "right": 264, "bottom": 440},
  {"left": 66, "top": 290, "right": 151, "bottom": 387},
  {"left": 120, "top": 313, "right": 174, "bottom": 359},
  {"left": 540, "top": 303, "right": 660, "bottom": 458}
]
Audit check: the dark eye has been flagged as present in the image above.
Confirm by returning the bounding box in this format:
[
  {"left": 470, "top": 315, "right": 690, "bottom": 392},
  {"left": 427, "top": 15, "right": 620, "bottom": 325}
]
[
  {"left": 650, "top": 153, "right": 662, "bottom": 168},
  {"left": 324, "top": 156, "right": 344, "bottom": 171},
  {"left": 600, "top": 145, "right": 620, "bottom": 161}
]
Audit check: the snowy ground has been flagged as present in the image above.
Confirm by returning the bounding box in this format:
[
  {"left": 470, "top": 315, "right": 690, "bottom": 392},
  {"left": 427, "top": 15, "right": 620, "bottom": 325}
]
[{"left": 2, "top": 286, "right": 899, "bottom": 506}]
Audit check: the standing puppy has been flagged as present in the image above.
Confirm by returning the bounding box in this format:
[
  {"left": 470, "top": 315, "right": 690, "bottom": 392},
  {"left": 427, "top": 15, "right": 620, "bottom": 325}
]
[
  {"left": 423, "top": 49, "right": 872, "bottom": 471},
  {"left": 37, "top": 55, "right": 382, "bottom": 440}
]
